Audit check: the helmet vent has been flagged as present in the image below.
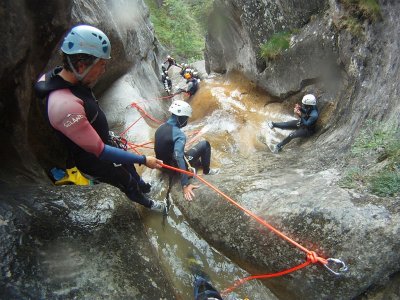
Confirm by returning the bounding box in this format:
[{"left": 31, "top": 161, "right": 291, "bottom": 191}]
[{"left": 68, "top": 42, "right": 74, "bottom": 49}]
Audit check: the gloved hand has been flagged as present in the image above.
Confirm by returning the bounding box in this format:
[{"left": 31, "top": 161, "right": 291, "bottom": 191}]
[{"left": 139, "top": 182, "right": 152, "bottom": 193}]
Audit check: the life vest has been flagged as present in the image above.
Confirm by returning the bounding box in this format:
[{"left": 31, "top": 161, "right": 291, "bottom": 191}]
[
  {"left": 301, "top": 105, "right": 319, "bottom": 131},
  {"left": 34, "top": 67, "right": 110, "bottom": 158}
]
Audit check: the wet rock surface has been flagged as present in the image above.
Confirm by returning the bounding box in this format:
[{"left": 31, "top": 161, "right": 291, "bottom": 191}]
[
  {"left": 0, "top": 183, "right": 175, "bottom": 299},
  {"left": 170, "top": 151, "right": 400, "bottom": 300}
]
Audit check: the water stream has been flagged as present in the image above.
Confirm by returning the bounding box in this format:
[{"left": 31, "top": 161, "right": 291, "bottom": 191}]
[{"left": 134, "top": 72, "right": 297, "bottom": 299}]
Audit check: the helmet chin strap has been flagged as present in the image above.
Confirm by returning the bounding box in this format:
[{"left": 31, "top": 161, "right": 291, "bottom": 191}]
[{"left": 67, "top": 56, "right": 100, "bottom": 83}]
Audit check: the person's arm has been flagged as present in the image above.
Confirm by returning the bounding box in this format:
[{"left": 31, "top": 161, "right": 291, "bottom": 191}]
[{"left": 48, "top": 90, "right": 161, "bottom": 168}]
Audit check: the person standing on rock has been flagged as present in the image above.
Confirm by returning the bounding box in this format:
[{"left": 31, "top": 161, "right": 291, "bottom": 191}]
[
  {"left": 154, "top": 100, "right": 219, "bottom": 201},
  {"left": 163, "top": 55, "right": 179, "bottom": 70},
  {"left": 34, "top": 24, "right": 167, "bottom": 213},
  {"left": 268, "top": 94, "right": 319, "bottom": 153}
]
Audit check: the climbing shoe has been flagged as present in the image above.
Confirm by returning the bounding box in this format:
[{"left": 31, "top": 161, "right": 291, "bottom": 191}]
[
  {"left": 205, "top": 168, "right": 220, "bottom": 175},
  {"left": 267, "top": 121, "right": 275, "bottom": 129},
  {"left": 151, "top": 200, "right": 168, "bottom": 214},
  {"left": 273, "top": 144, "right": 282, "bottom": 154}
]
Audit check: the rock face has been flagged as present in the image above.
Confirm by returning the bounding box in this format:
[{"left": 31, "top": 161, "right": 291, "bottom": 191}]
[
  {"left": 0, "top": 0, "right": 175, "bottom": 298},
  {"left": 171, "top": 154, "right": 400, "bottom": 300},
  {"left": 0, "top": 184, "right": 175, "bottom": 299},
  {"left": 195, "top": 0, "right": 400, "bottom": 299}
]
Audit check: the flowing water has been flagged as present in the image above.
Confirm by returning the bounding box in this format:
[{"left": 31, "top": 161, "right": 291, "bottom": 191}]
[{"left": 134, "top": 71, "right": 299, "bottom": 299}]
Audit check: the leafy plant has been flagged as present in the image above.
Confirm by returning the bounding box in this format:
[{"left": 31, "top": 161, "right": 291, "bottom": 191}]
[
  {"left": 341, "top": 119, "right": 400, "bottom": 197},
  {"left": 340, "top": 0, "right": 381, "bottom": 23},
  {"left": 145, "top": 0, "right": 213, "bottom": 60},
  {"left": 337, "top": 16, "right": 363, "bottom": 36},
  {"left": 369, "top": 171, "right": 400, "bottom": 197},
  {"left": 339, "top": 167, "right": 363, "bottom": 189},
  {"left": 260, "top": 31, "right": 291, "bottom": 60}
]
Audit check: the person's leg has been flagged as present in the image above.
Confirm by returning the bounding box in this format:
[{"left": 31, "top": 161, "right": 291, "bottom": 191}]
[
  {"left": 277, "top": 127, "right": 312, "bottom": 149},
  {"left": 76, "top": 155, "right": 154, "bottom": 208},
  {"left": 125, "top": 164, "right": 151, "bottom": 193},
  {"left": 272, "top": 120, "right": 299, "bottom": 130},
  {"left": 186, "top": 140, "right": 212, "bottom": 174}
]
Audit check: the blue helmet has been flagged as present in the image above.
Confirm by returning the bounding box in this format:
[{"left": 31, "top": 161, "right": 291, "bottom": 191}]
[{"left": 61, "top": 25, "right": 111, "bottom": 59}]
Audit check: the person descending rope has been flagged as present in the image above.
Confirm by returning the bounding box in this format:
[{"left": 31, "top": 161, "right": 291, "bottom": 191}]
[
  {"left": 163, "top": 54, "right": 179, "bottom": 70},
  {"left": 34, "top": 25, "right": 167, "bottom": 213},
  {"left": 178, "top": 72, "right": 200, "bottom": 99},
  {"left": 268, "top": 94, "right": 319, "bottom": 153},
  {"left": 154, "top": 100, "right": 219, "bottom": 201},
  {"left": 161, "top": 65, "right": 172, "bottom": 94}
]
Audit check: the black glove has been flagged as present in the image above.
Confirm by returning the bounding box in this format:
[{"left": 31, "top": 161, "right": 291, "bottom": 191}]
[{"left": 139, "top": 182, "right": 152, "bottom": 193}]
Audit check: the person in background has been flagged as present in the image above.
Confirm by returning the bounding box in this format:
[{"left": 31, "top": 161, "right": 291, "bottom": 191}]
[
  {"left": 161, "top": 65, "right": 172, "bottom": 94},
  {"left": 268, "top": 94, "right": 319, "bottom": 153},
  {"left": 34, "top": 24, "right": 167, "bottom": 213},
  {"left": 163, "top": 55, "right": 178, "bottom": 70},
  {"left": 154, "top": 100, "right": 219, "bottom": 201},
  {"left": 179, "top": 63, "right": 189, "bottom": 78},
  {"left": 178, "top": 71, "right": 199, "bottom": 99}
]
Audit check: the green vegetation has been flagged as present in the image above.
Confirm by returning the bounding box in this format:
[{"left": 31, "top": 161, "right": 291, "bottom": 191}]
[
  {"left": 337, "top": 0, "right": 381, "bottom": 35},
  {"left": 260, "top": 31, "right": 292, "bottom": 61},
  {"left": 340, "top": 119, "right": 400, "bottom": 197},
  {"left": 337, "top": 16, "right": 363, "bottom": 36},
  {"left": 144, "top": 0, "right": 214, "bottom": 60}
]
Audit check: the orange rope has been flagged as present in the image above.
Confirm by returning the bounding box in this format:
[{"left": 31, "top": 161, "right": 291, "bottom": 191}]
[
  {"left": 160, "top": 163, "right": 330, "bottom": 293},
  {"left": 119, "top": 116, "right": 143, "bottom": 137},
  {"left": 129, "top": 102, "right": 163, "bottom": 124},
  {"left": 221, "top": 260, "right": 312, "bottom": 295}
]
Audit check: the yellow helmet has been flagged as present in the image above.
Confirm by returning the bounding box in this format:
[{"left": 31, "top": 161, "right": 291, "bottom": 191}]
[{"left": 184, "top": 72, "right": 192, "bottom": 79}]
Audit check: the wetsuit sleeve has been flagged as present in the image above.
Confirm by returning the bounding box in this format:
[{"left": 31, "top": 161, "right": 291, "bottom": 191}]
[
  {"left": 172, "top": 127, "right": 189, "bottom": 187},
  {"left": 47, "top": 89, "right": 105, "bottom": 156},
  {"left": 99, "top": 145, "right": 146, "bottom": 164},
  {"left": 301, "top": 109, "right": 319, "bottom": 127}
]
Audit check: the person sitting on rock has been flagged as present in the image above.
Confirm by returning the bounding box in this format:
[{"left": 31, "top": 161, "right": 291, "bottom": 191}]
[
  {"left": 34, "top": 25, "right": 167, "bottom": 213},
  {"left": 268, "top": 94, "right": 319, "bottom": 153},
  {"left": 163, "top": 55, "right": 178, "bottom": 70},
  {"left": 154, "top": 100, "right": 219, "bottom": 201}
]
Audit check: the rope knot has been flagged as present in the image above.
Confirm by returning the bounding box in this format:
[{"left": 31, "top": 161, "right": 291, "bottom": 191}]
[{"left": 307, "top": 251, "right": 319, "bottom": 264}]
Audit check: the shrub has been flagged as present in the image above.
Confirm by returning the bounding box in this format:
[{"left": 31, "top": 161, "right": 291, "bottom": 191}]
[
  {"left": 340, "top": 0, "right": 381, "bottom": 23},
  {"left": 341, "top": 119, "right": 400, "bottom": 197},
  {"left": 260, "top": 31, "right": 291, "bottom": 60},
  {"left": 144, "top": 0, "right": 213, "bottom": 60}
]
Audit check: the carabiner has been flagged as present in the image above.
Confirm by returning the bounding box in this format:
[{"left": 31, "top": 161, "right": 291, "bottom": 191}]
[
  {"left": 188, "top": 167, "right": 196, "bottom": 175},
  {"left": 324, "top": 258, "right": 348, "bottom": 276}
]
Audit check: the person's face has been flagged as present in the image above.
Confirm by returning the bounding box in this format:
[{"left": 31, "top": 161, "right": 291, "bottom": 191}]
[
  {"left": 80, "top": 59, "right": 108, "bottom": 87},
  {"left": 177, "top": 115, "right": 189, "bottom": 128}
]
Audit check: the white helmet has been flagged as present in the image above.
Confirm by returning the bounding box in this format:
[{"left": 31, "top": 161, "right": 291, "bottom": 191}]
[
  {"left": 61, "top": 25, "right": 111, "bottom": 59},
  {"left": 302, "top": 94, "right": 317, "bottom": 106},
  {"left": 169, "top": 100, "right": 192, "bottom": 117}
]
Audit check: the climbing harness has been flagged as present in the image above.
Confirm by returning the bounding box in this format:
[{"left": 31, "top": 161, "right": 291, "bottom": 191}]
[{"left": 160, "top": 163, "right": 348, "bottom": 295}]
